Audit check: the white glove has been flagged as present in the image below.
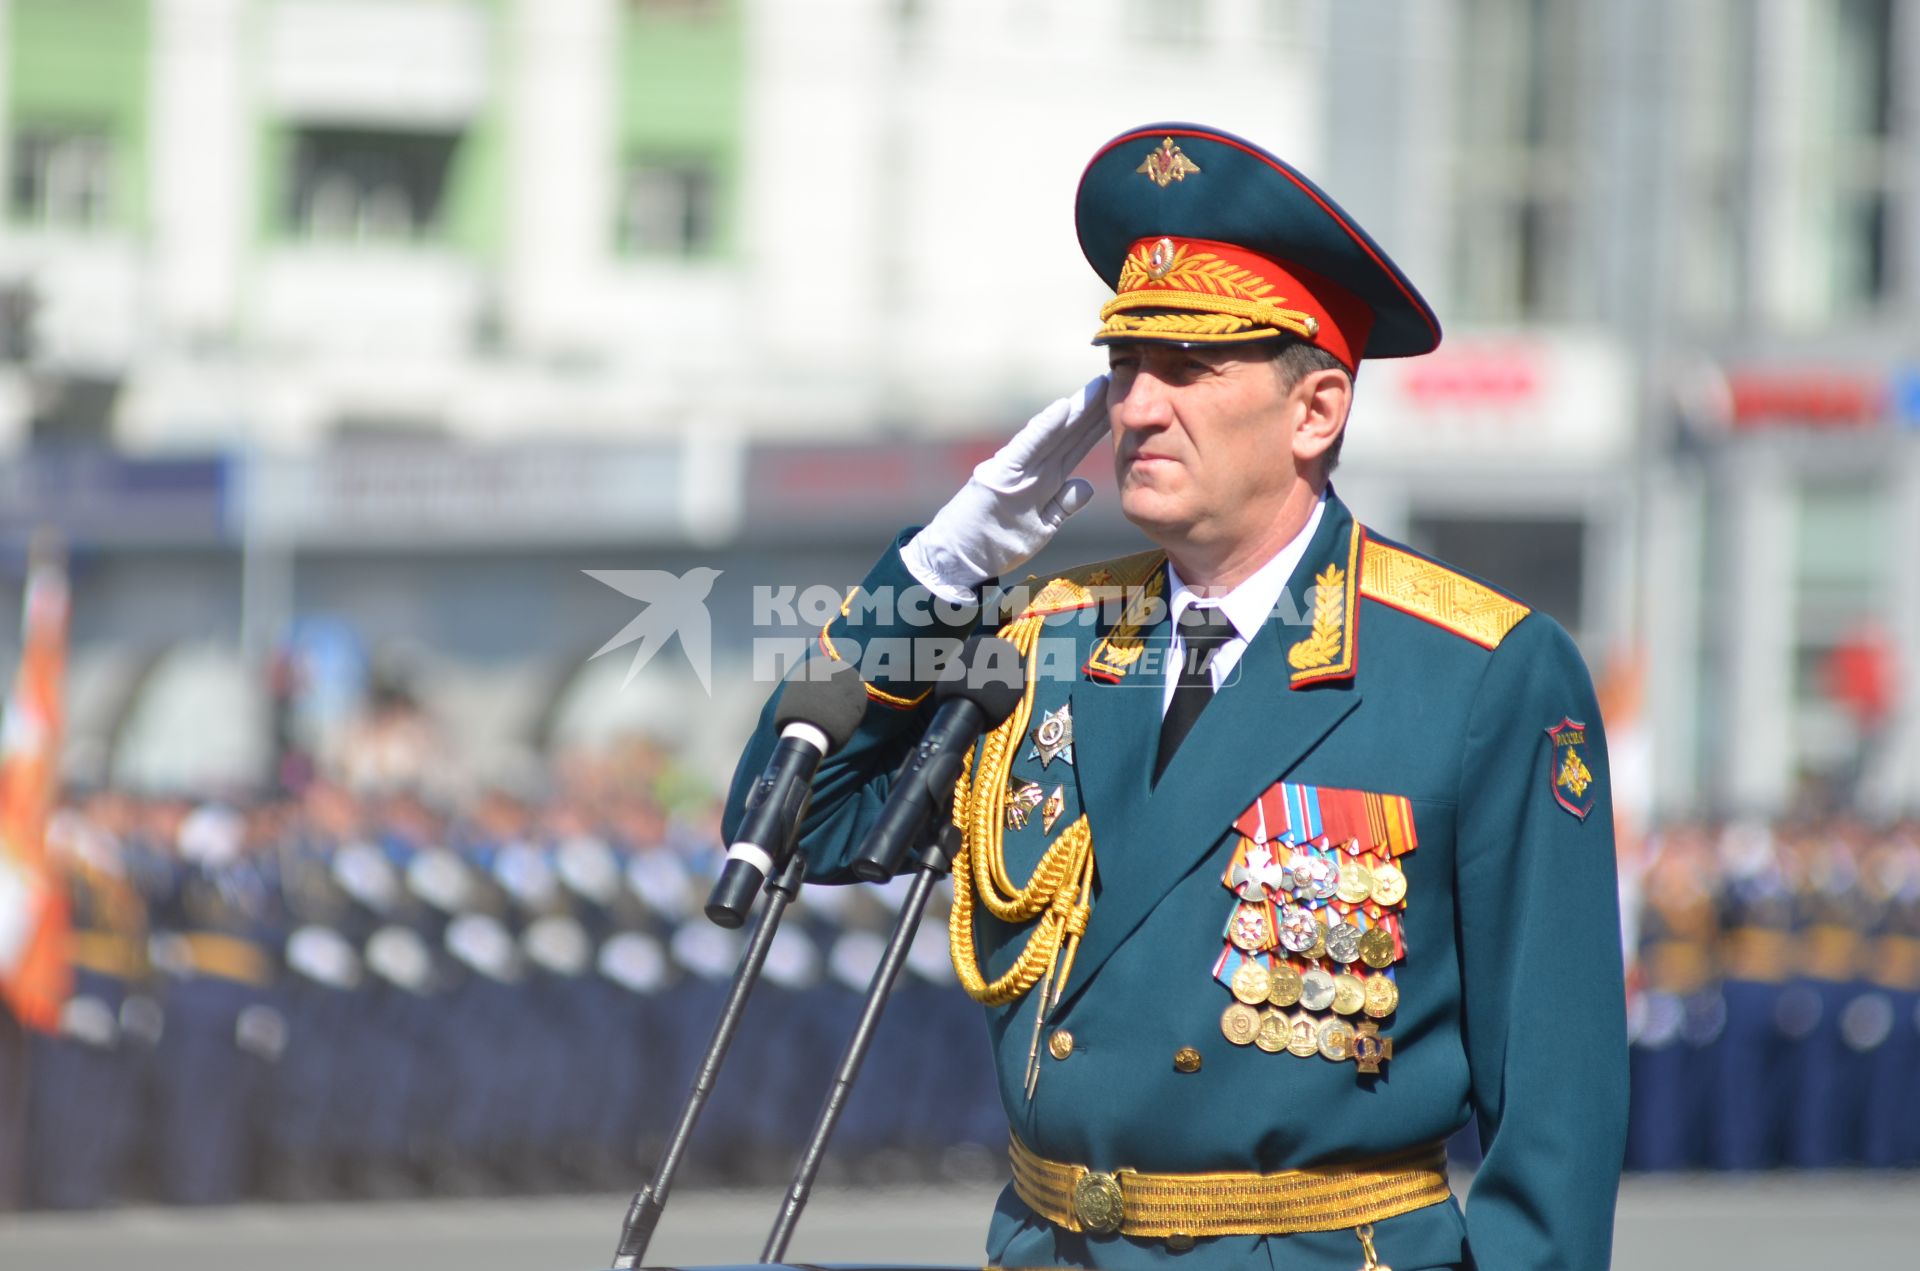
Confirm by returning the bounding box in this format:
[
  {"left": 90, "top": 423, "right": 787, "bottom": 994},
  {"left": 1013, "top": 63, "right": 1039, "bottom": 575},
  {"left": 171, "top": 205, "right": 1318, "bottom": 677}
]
[{"left": 903, "top": 375, "right": 1110, "bottom": 602}]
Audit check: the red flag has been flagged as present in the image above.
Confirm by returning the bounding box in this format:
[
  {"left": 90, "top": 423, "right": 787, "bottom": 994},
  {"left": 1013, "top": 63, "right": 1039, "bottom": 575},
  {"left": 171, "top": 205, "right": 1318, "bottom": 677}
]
[
  {"left": 0, "top": 538, "right": 73, "bottom": 1032},
  {"left": 1822, "top": 622, "right": 1897, "bottom": 730}
]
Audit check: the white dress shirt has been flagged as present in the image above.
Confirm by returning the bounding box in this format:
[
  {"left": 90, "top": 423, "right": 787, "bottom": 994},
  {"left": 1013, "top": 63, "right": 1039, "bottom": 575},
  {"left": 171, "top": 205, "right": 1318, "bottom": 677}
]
[{"left": 1161, "top": 491, "right": 1328, "bottom": 718}]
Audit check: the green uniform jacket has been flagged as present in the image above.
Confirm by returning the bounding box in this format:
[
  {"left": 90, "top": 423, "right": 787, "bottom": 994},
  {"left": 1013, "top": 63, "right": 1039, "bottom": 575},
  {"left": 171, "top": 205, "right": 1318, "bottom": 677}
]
[{"left": 724, "top": 493, "right": 1628, "bottom": 1270}]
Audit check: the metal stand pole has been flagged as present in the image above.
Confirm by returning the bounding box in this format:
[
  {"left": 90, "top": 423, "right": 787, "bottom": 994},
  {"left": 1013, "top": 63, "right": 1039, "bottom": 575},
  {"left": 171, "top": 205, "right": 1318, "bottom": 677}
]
[
  {"left": 611, "top": 848, "right": 810, "bottom": 1269},
  {"left": 760, "top": 818, "right": 959, "bottom": 1265}
]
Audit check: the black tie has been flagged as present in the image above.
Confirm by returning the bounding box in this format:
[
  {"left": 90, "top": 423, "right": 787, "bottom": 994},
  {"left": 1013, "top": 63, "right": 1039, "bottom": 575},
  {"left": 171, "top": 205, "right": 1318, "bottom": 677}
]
[{"left": 1154, "top": 606, "right": 1237, "bottom": 784}]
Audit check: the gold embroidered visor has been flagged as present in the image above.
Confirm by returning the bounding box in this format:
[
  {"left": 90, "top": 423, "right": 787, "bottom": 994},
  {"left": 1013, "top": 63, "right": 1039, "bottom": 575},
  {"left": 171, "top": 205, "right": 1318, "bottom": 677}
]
[{"left": 1095, "top": 235, "right": 1376, "bottom": 370}]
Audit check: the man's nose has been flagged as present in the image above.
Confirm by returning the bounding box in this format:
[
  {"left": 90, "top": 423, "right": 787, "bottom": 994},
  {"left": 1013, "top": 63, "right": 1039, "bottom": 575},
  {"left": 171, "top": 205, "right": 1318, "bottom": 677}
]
[{"left": 1114, "top": 371, "right": 1175, "bottom": 429}]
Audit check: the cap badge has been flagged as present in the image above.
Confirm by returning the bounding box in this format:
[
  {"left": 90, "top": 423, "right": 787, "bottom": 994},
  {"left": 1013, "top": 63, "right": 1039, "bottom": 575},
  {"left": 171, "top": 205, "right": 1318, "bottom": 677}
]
[
  {"left": 1147, "top": 237, "right": 1177, "bottom": 279},
  {"left": 1137, "top": 137, "right": 1201, "bottom": 188}
]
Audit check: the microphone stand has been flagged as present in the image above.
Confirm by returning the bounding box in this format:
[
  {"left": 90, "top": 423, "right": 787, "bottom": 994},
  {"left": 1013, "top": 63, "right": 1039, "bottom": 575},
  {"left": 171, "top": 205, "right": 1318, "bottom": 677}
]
[
  {"left": 610, "top": 847, "right": 810, "bottom": 1269},
  {"left": 761, "top": 807, "right": 961, "bottom": 1265}
]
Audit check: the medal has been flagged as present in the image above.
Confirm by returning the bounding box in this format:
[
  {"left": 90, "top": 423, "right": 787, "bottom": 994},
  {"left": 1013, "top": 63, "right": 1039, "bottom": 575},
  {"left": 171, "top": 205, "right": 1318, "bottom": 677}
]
[
  {"left": 1229, "top": 902, "right": 1275, "bottom": 952},
  {"left": 1220, "top": 1001, "right": 1260, "bottom": 1046},
  {"left": 1299, "top": 967, "right": 1336, "bottom": 1012},
  {"left": 1231, "top": 960, "right": 1273, "bottom": 1005},
  {"left": 1369, "top": 862, "right": 1407, "bottom": 907},
  {"left": 1005, "top": 778, "right": 1044, "bottom": 830},
  {"left": 1286, "top": 1011, "right": 1320, "bottom": 1057},
  {"left": 1358, "top": 926, "right": 1396, "bottom": 969},
  {"left": 1287, "top": 849, "right": 1338, "bottom": 903},
  {"left": 1254, "top": 1009, "right": 1290, "bottom": 1054},
  {"left": 1363, "top": 974, "right": 1400, "bottom": 1018},
  {"left": 1218, "top": 784, "right": 1420, "bottom": 1067},
  {"left": 1266, "top": 963, "right": 1304, "bottom": 1008},
  {"left": 1229, "top": 840, "right": 1287, "bottom": 900},
  {"left": 1352, "top": 1019, "right": 1394, "bottom": 1074},
  {"left": 1278, "top": 904, "right": 1319, "bottom": 953},
  {"left": 1029, "top": 703, "right": 1075, "bottom": 768},
  {"left": 1336, "top": 858, "right": 1375, "bottom": 905},
  {"left": 1308, "top": 853, "right": 1340, "bottom": 902},
  {"left": 1041, "top": 786, "right": 1066, "bottom": 833},
  {"left": 1317, "top": 1017, "right": 1356, "bottom": 1062}
]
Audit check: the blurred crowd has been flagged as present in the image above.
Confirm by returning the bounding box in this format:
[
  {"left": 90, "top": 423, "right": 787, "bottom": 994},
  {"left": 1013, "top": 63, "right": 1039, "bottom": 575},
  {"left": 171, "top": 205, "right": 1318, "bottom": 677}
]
[
  {"left": 10, "top": 753, "right": 1920, "bottom": 1210},
  {"left": 1619, "top": 818, "right": 1920, "bottom": 1171},
  {"left": 12, "top": 738, "right": 998, "bottom": 1211}
]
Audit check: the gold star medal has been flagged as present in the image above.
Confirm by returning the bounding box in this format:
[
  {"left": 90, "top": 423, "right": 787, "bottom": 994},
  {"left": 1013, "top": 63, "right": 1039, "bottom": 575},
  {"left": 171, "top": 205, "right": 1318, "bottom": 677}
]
[{"left": 1029, "top": 703, "right": 1075, "bottom": 769}]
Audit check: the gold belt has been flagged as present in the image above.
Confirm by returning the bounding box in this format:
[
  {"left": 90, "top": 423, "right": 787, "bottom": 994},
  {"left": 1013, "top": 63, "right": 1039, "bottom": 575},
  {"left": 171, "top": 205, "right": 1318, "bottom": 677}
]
[
  {"left": 70, "top": 931, "right": 144, "bottom": 979},
  {"left": 1009, "top": 1134, "right": 1451, "bottom": 1239},
  {"left": 179, "top": 933, "right": 272, "bottom": 986}
]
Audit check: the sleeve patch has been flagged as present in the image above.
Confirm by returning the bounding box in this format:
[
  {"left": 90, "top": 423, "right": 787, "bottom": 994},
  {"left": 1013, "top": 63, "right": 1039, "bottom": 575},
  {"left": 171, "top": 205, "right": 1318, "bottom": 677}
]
[{"left": 1545, "top": 717, "right": 1597, "bottom": 821}]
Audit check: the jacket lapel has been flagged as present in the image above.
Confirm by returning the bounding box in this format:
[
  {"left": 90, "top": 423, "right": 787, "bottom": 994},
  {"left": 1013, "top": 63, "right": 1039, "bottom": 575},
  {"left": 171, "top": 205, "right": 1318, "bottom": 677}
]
[{"left": 1053, "top": 498, "right": 1366, "bottom": 1015}]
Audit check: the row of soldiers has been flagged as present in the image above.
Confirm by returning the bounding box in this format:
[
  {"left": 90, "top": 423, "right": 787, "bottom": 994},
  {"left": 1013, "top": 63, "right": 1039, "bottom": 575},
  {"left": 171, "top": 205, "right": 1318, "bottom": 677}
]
[
  {"left": 1620, "top": 818, "right": 1920, "bottom": 1171},
  {"left": 20, "top": 769, "right": 1001, "bottom": 1210},
  {"left": 15, "top": 773, "right": 1920, "bottom": 1209}
]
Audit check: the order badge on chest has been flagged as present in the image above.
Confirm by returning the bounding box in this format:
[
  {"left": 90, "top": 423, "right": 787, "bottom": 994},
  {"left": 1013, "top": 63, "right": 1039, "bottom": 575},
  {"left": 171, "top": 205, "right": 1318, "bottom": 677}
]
[{"left": 1214, "top": 782, "right": 1415, "bottom": 1076}]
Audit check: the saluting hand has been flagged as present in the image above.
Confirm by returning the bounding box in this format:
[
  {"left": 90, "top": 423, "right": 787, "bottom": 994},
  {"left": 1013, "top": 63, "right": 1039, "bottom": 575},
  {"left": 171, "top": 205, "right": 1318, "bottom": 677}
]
[{"left": 902, "top": 375, "right": 1110, "bottom": 602}]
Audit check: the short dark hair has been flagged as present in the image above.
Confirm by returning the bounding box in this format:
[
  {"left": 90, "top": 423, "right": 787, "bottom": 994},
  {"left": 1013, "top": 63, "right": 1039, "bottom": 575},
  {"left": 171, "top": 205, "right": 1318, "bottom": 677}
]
[{"left": 1267, "top": 338, "right": 1351, "bottom": 476}]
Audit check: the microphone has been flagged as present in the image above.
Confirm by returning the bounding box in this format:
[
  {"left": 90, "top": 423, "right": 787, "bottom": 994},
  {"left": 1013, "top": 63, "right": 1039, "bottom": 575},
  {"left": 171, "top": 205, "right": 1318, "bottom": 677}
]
[
  {"left": 850, "top": 635, "right": 1024, "bottom": 882},
  {"left": 706, "top": 666, "right": 870, "bottom": 928}
]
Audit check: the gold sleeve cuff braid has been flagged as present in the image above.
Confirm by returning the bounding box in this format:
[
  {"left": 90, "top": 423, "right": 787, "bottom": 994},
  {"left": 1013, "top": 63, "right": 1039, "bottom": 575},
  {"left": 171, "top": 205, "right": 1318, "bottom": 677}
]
[
  {"left": 948, "top": 604, "right": 1097, "bottom": 1008},
  {"left": 1009, "top": 1135, "right": 1452, "bottom": 1239},
  {"left": 818, "top": 585, "right": 933, "bottom": 709}
]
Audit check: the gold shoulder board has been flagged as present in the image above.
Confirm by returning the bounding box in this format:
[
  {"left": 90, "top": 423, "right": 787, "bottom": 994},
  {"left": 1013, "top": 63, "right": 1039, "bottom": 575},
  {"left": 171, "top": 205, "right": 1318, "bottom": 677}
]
[
  {"left": 1359, "top": 536, "right": 1530, "bottom": 650},
  {"left": 1000, "top": 548, "right": 1165, "bottom": 622}
]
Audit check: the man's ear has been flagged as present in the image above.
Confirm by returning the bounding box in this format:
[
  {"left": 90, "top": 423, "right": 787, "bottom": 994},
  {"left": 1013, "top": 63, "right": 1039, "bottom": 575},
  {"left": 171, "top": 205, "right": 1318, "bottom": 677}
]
[{"left": 1290, "top": 368, "right": 1353, "bottom": 470}]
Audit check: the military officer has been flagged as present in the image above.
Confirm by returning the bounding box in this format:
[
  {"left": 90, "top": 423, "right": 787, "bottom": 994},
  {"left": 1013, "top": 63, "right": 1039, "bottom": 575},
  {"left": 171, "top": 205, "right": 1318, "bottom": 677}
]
[{"left": 726, "top": 123, "right": 1627, "bottom": 1269}]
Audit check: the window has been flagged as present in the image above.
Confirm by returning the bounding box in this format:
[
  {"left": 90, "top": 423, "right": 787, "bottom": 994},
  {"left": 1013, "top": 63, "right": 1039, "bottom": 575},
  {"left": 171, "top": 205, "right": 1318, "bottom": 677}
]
[
  {"left": 0, "top": 284, "right": 36, "bottom": 362},
  {"left": 286, "top": 128, "right": 459, "bottom": 244},
  {"left": 619, "top": 158, "right": 718, "bottom": 257},
  {"left": 29, "top": 372, "right": 120, "bottom": 446},
  {"left": 1449, "top": 0, "right": 1583, "bottom": 321},
  {"left": 1791, "top": 481, "right": 1892, "bottom": 785},
  {"left": 1673, "top": 0, "right": 1754, "bottom": 325},
  {"left": 1799, "top": 0, "right": 1899, "bottom": 315},
  {"left": 8, "top": 127, "right": 114, "bottom": 229}
]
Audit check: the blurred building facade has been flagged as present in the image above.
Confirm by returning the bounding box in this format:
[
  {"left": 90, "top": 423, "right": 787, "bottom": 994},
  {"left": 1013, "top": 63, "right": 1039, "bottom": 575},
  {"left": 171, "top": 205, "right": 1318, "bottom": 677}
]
[{"left": 0, "top": 0, "right": 1916, "bottom": 818}]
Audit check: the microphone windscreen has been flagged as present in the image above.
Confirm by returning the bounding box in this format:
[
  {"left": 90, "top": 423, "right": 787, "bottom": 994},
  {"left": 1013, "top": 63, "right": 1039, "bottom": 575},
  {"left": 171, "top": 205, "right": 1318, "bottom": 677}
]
[
  {"left": 935, "top": 635, "right": 1026, "bottom": 729},
  {"left": 772, "top": 662, "right": 869, "bottom": 751}
]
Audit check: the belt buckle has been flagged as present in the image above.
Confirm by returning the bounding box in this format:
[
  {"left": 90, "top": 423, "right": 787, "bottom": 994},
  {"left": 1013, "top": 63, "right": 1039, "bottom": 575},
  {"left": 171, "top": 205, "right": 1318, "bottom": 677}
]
[{"left": 1072, "top": 1169, "right": 1125, "bottom": 1235}]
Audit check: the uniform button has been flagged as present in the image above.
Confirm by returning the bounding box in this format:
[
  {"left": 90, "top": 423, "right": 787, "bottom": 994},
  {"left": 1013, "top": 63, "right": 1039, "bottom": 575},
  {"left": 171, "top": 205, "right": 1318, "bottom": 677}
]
[
  {"left": 1049, "top": 1029, "right": 1075, "bottom": 1060},
  {"left": 1166, "top": 1233, "right": 1196, "bottom": 1252},
  {"left": 1173, "top": 1046, "right": 1202, "bottom": 1073}
]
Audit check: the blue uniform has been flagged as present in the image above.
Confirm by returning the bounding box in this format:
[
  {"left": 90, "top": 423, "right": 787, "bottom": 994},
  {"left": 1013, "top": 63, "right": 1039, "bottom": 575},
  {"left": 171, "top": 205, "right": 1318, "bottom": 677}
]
[
  {"left": 145, "top": 847, "right": 282, "bottom": 1204},
  {"left": 1709, "top": 851, "right": 1794, "bottom": 1168}
]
